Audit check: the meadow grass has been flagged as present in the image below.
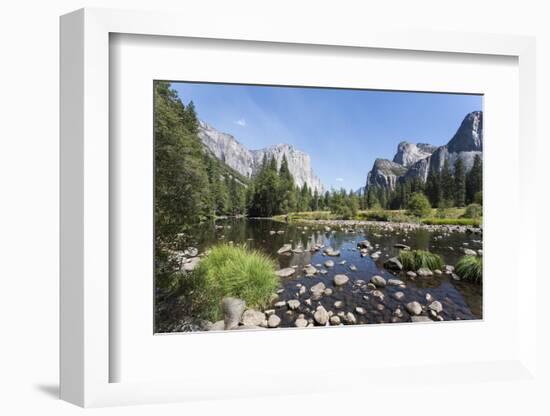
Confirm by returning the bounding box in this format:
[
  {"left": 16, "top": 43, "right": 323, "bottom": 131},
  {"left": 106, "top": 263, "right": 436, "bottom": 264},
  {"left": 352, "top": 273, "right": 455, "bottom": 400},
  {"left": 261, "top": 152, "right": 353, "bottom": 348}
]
[
  {"left": 398, "top": 249, "right": 444, "bottom": 271},
  {"left": 455, "top": 255, "right": 483, "bottom": 283},
  {"left": 193, "top": 244, "right": 279, "bottom": 320},
  {"left": 273, "top": 208, "right": 481, "bottom": 227}
]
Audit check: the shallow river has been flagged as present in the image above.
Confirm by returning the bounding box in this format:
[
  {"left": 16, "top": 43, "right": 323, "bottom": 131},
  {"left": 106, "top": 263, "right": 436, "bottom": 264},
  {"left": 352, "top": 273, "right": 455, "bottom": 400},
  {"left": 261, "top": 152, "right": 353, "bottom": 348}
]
[{"left": 159, "top": 218, "right": 482, "bottom": 331}]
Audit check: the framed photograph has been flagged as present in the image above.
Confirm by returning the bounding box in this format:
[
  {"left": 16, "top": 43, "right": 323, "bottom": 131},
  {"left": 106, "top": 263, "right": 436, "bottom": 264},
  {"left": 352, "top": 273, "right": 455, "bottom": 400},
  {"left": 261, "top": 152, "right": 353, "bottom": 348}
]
[
  {"left": 60, "top": 8, "right": 538, "bottom": 408},
  {"left": 152, "top": 80, "right": 484, "bottom": 335}
]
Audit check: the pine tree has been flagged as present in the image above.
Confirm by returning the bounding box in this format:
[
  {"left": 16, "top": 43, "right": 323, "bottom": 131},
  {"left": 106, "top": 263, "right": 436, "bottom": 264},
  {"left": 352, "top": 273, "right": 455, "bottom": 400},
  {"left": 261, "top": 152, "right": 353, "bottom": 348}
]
[
  {"left": 348, "top": 192, "right": 359, "bottom": 217},
  {"left": 324, "top": 191, "right": 331, "bottom": 210},
  {"left": 366, "top": 186, "right": 379, "bottom": 209},
  {"left": 454, "top": 158, "right": 466, "bottom": 207},
  {"left": 311, "top": 189, "right": 319, "bottom": 211},
  {"left": 277, "top": 155, "right": 296, "bottom": 213},
  {"left": 248, "top": 156, "right": 280, "bottom": 217},
  {"left": 299, "top": 184, "right": 311, "bottom": 212},
  {"left": 466, "top": 154, "right": 482, "bottom": 204},
  {"left": 425, "top": 169, "right": 441, "bottom": 207},
  {"left": 440, "top": 160, "right": 454, "bottom": 206},
  {"left": 377, "top": 186, "right": 387, "bottom": 209}
]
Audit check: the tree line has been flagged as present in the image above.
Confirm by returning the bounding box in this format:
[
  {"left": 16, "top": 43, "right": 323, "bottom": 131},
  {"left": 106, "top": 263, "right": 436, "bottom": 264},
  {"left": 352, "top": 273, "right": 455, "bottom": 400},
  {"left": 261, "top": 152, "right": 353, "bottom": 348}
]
[
  {"left": 246, "top": 154, "right": 364, "bottom": 218},
  {"left": 364, "top": 155, "right": 482, "bottom": 210}
]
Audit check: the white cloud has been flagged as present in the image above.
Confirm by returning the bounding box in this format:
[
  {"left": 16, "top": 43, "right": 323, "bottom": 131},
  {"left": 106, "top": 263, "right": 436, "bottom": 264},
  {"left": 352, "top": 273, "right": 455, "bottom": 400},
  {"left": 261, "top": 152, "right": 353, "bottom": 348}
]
[
  {"left": 335, "top": 177, "right": 344, "bottom": 182},
  {"left": 234, "top": 119, "right": 247, "bottom": 127}
]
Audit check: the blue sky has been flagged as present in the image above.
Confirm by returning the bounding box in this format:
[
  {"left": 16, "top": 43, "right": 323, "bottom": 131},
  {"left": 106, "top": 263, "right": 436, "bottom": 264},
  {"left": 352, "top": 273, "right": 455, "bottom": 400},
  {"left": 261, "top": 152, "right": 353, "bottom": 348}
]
[{"left": 172, "top": 82, "right": 482, "bottom": 191}]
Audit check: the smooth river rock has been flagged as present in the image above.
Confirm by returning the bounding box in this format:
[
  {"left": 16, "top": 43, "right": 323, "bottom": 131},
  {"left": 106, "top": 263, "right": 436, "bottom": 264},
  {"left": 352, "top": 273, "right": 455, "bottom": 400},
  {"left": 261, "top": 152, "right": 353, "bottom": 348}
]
[
  {"left": 384, "top": 257, "right": 403, "bottom": 271},
  {"left": 287, "top": 299, "right": 300, "bottom": 310},
  {"left": 310, "top": 282, "right": 326, "bottom": 296},
  {"left": 370, "top": 275, "right": 387, "bottom": 288},
  {"left": 222, "top": 297, "right": 246, "bottom": 330},
  {"left": 345, "top": 312, "right": 357, "bottom": 324},
  {"left": 406, "top": 301, "right": 422, "bottom": 316},
  {"left": 241, "top": 309, "right": 266, "bottom": 327},
  {"left": 334, "top": 274, "right": 350, "bottom": 286},
  {"left": 314, "top": 305, "right": 329, "bottom": 325},
  {"left": 303, "top": 264, "right": 318, "bottom": 276},
  {"left": 393, "top": 291, "right": 405, "bottom": 301},
  {"left": 182, "top": 256, "right": 201, "bottom": 272},
  {"left": 416, "top": 268, "right": 434, "bottom": 277},
  {"left": 428, "top": 301, "right": 443, "bottom": 314},
  {"left": 323, "top": 247, "right": 341, "bottom": 256},
  {"left": 275, "top": 267, "right": 296, "bottom": 278},
  {"left": 267, "top": 314, "right": 281, "bottom": 328},
  {"left": 324, "top": 260, "right": 335, "bottom": 268},
  {"left": 330, "top": 316, "right": 341, "bottom": 325},
  {"left": 277, "top": 244, "right": 293, "bottom": 255},
  {"left": 295, "top": 317, "right": 308, "bottom": 328}
]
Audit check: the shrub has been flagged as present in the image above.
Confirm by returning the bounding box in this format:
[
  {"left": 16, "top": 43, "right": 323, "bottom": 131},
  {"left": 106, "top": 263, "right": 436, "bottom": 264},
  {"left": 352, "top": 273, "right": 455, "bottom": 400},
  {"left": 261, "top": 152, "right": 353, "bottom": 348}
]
[
  {"left": 463, "top": 203, "right": 482, "bottom": 219},
  {"left": 334, "top": 205, "right": 353, "bottom": 220},
  {"left": 398, "top": 249, "right": 443, "bottom": 271},
  {"left": 455, "top": 255, "right": 482, "bottom": 283},
  {"left": 406, "top": 193, "right": 432, "bottom": 217},
  {"left": 193, "top": 244, "right": 279, "bottom": 320}
]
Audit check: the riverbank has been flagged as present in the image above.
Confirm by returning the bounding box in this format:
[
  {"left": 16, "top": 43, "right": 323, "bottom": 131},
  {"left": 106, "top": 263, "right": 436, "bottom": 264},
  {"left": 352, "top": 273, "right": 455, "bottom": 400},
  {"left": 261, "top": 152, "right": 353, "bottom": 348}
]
[{"left": 271, "top": 212, "right": 482, "bottom": 234}]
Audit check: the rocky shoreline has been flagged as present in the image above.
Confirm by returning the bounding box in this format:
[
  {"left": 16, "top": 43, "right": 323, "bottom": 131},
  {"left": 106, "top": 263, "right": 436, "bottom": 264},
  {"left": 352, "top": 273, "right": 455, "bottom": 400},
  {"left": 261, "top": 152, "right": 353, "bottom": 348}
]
[{"left": 278, "top": 218, "right": 482, "bottom": 235}]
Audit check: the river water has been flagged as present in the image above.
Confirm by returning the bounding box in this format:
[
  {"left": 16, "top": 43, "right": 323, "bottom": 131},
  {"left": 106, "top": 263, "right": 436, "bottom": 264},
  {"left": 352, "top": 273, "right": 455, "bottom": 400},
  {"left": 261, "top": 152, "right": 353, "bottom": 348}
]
[{"left": 157, "top": 217, "right": 482, "bottom": 331}]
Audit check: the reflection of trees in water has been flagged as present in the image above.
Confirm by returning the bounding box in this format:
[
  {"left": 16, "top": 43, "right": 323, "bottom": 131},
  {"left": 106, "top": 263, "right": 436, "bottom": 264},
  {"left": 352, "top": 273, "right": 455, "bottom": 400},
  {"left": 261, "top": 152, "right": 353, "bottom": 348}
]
[
  {"left": 452, "top": 279, "right": 483, "bottom": 317},
  {"left": 326, "top": 230, "right": 356, "bottom": 251}
]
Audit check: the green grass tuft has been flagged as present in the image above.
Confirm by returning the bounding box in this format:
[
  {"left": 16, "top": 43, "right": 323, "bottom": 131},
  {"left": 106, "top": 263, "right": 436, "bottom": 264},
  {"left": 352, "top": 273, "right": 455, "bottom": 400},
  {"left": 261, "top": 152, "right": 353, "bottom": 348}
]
[
  {"left": 398, "top": 249, "right": 443, "bottom": 271},
  {"left": 193, "top": 244, "right": 279, "bottom": 320},
  {"left": 455, "top": 255, "right": 482, "bottom": 283}
]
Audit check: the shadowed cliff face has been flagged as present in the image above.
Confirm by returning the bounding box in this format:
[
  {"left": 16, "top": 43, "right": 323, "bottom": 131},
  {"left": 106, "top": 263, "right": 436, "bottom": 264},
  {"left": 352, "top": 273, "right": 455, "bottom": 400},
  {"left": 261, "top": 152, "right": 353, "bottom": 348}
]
[
  {"left": 366, "top": 111, "right": 483, "bottom": 190},
  {"left": 447, "top": 111, "right": 483, "bottom": 153},
  {"left": 198, "top": 120, "right": 324, "bottom": 193}
]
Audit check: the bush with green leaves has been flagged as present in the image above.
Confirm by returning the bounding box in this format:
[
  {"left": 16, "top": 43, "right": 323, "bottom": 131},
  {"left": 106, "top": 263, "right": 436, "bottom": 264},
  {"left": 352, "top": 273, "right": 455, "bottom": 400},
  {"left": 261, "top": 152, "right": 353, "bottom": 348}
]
[
  {"left": 455, "top": 255, "right": 482, "bottom": 283},
  {"left": 398, "top": 249, "right": 443, "bottom": 271},
  {"left": 193, "top": 244, "right": 279, "bottom": 320},
  {"left": 462, "top": 203, "right": 482, "bottom": 219},
  {"left": 406, "top": 192, "right": 432, "bottom": 217}
]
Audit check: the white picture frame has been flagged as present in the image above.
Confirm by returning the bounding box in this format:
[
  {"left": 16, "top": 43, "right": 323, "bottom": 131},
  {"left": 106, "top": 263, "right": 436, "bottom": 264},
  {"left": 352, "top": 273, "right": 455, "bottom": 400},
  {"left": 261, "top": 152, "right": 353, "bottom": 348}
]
[{"left": 60, "top": 7, "right": 538, "bottom": 408}]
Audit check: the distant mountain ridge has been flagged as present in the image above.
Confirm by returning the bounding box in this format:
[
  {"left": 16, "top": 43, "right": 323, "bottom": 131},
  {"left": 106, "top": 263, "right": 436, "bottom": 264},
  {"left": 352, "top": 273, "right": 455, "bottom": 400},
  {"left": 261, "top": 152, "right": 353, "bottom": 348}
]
[
  {"left": 365, "top": 111, "right": 483, "bottom": 190},
  {"left": 198, "top": 121, "right": 325, "bottom": 194}
]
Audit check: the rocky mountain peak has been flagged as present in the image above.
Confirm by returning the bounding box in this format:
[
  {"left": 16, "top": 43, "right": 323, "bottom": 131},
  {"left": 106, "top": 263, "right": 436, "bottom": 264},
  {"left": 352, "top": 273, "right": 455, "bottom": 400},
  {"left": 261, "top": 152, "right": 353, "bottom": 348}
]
[
  {"left": 392, "top": 141, "right": 437, "bottom": 167},
  {"left": 366, "top": 111, "right": 483, "bottom": 191},
  {"left": 197, "top": 121, "right": 324, "bottom": 193},
  {"left": 447, "top": 111, "right": 483, "bottom": 153}
]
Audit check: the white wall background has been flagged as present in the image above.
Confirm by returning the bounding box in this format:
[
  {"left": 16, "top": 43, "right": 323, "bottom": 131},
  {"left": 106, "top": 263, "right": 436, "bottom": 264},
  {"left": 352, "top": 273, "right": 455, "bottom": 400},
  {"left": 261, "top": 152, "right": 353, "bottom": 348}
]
[{"left": 0, "top": 0, "right": 548, "bottom": 414}]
